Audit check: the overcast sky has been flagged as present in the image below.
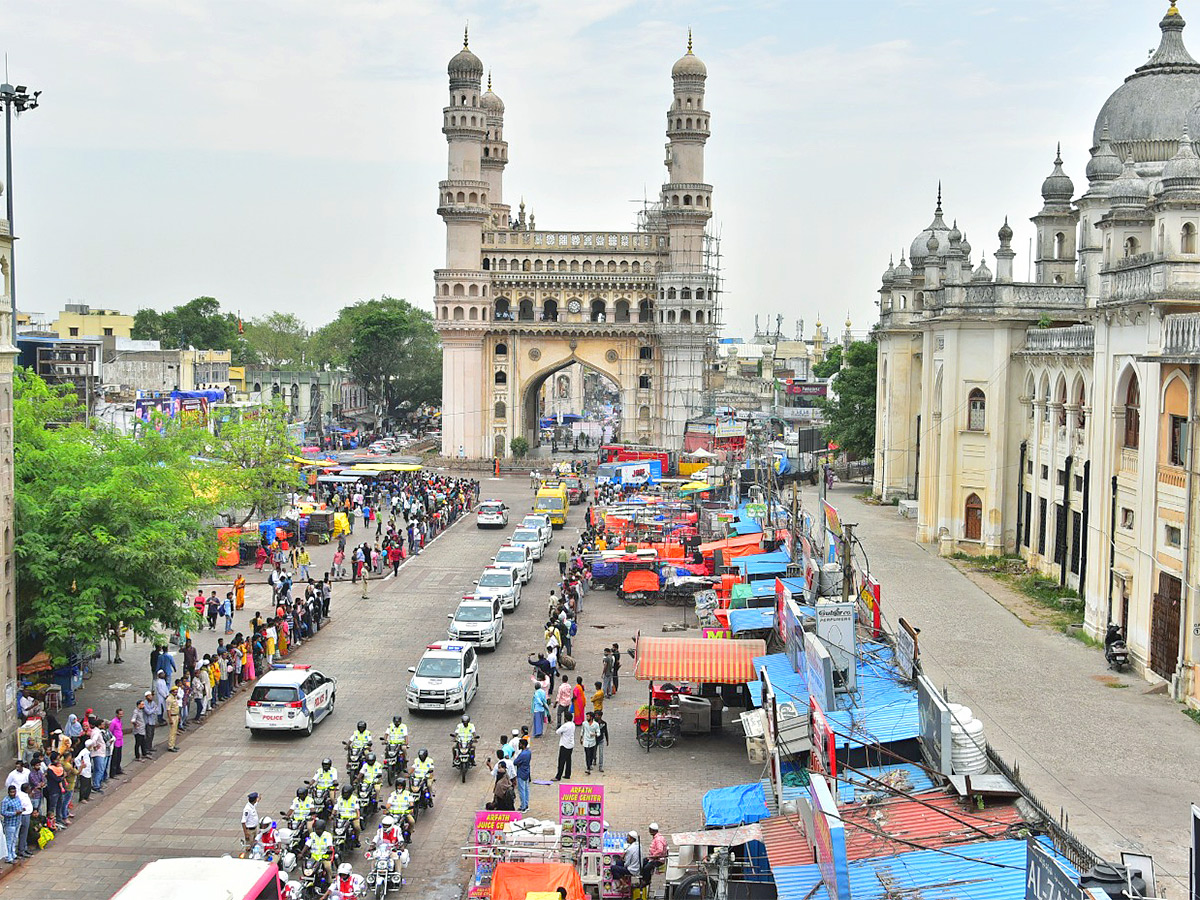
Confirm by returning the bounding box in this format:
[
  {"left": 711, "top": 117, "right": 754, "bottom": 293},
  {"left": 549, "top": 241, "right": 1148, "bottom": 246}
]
[{"left": 2, "top": 0, "right": 1180, "bottom": 340}]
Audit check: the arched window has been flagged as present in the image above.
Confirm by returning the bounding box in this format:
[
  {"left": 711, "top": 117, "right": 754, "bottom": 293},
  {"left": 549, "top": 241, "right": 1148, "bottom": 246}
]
[
  {"left": 967, "top": 388, "right": 986, "bottom": 431},
  {"left": 683, "top": 195, "right": 692, "bottom": 206},
  {"left": 1184, "top": 223, "right": 1197, "bottom": 254},
  {"left": 494, "top": 370, "right": 507, "bottom": 385},
  {"left": 638, "top": 299, "right": 652, "bottom": 323},
  {"left": 495, "top": 342, "right": 508, "bottom": 356},
  {"left": 453, "top": 306, "right": 465, "bottom": 320},
  {"left": 469, "top": 307, "right": 478, "bottom": 320},
  {"left": 468, "top": 284, "right": 479, "bottom": 296},
  {"left": 964, "top": 494, "right": 982, "bottom": 541},
  {"left": 667, "top": 288, "right": 677, "bottom": 300},
  {"left": 667, "top": 310, "right": 676, "bottom": 324},
  {"left": 571, "top": 260, "right": 580, "bottom": 273},
  {"left": 522, "top": 259, "right": 531, "bottom": 272},
  {"left": 494, "top": 401, "right": 506, "bottom": 420},
  {"left": 696, "top": 310, "right": 705, "bottom": 324},
  {"left": 482, "top": 258, "right": 491, "bottom": 270},
  {"left": 453, "top": 283, "right": 465, "bottom": 296},
  {"left": 615, "top": 299, "right": 631, "bottom": 323},
  {"left": 607, "top": 261, "right": 616, "bottom": 273},
  {"left": 518, "top": 299, "right": 534, "bottom": 321},
  {"left": 1124, "top": 236, "right": 1140, "bottom": 258},
  {"left": 583, "top": 260, "right": 593, "bottom": 273},
  {"left": 1056, "top": 379, "right": 1067, "bottom": 427},
  {"left": 1124, "top": 375, "right": 1140, "bottom": 449},
  {"left": 1075, "top": 380, "right": 1086, "bottom": 429},
  {"left": 591, "top": 299, "right": 606, "bottom": 322},
  {"left": 494, "top": 298, "right": 511, "bottom": 319},
  {"left": 1053, "top": 232, "right": 1066, "bottom": 259},
  {"left": 542, "top": 299, "right": 558, "bottom": 321},
  {"left": 631, "top": 261, "right": 640, "bottom": 274}
]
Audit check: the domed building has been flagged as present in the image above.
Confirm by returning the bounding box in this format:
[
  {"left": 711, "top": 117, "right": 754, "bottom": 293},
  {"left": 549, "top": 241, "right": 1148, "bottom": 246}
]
[{"left": 873, "top": 3, "right": 1200, "bottom": 698}]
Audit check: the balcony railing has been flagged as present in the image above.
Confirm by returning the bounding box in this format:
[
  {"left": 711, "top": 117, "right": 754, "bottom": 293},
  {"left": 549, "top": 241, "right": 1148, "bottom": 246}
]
[
  {"left": 1158, "top": 463, "right": 1187, "bottom": 489},
  {"left": 1121, "top": 447, "right": 1138, "bottom": 473},
  {"left": 1022, "top": 324, "right": 1095, "bottom": 354},
  {"left": 1163, "top": 312, "right": 1200, "bottom": 355}
]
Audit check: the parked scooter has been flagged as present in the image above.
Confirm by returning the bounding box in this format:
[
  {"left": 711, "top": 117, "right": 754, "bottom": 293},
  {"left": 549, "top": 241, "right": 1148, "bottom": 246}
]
[{"left": 1105, "top": 623, "right": 1130, "bottom": 672}]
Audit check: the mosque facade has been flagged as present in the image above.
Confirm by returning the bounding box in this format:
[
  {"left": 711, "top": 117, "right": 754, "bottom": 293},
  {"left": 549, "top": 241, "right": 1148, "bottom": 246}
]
[{"left": 873, "top": 4, "right": 1200, "bottom": 703}]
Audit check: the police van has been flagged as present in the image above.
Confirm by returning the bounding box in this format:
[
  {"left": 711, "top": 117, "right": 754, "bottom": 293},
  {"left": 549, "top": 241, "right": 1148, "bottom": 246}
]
[
  {"left": 406, "top": 642, "right": 479, "bottom": 712},
  {"left": 245, "top": 664, "right": 337, "bottom": 736}
]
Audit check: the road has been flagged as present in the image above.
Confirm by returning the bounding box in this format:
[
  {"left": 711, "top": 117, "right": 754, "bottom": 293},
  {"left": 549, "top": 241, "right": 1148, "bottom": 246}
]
[{"left": 8, "top": 476, "right": 755, "bottom": 899}]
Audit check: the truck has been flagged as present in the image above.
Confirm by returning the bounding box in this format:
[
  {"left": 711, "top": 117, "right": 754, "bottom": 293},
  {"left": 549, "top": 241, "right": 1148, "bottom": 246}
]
[{"left": 597, "top": 443, "right": 678, "bottom": 476}]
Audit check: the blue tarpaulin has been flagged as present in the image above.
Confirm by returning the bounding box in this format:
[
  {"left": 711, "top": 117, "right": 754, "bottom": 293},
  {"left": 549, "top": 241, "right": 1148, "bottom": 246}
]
[
  {"left": 732, "top": 519, "right": 763, "bottom": 535},
  {"left": 702, "top": 782, "right": 771, "bottom": 827},
  {"left": 729, "top": 607, "right": 775, "bottom": 634}
]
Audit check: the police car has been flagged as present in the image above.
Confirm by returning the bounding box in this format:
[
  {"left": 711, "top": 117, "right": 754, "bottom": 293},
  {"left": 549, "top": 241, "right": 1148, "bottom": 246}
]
[
  {"left": 406, "top": 641, "right": 479, "bottom": 712},
  {"left": 447, "top": 596, "right": 504, "bottom": 649},
  {"left": 245, "top": 664, "right": 337, "bottom": 736},
  {"left": 492, "top": 544, "right": 534, "bottom": 585},
  {"left": 476, "top": 500, "right": 510, "bottom": 528},
  {"left": 474, "top": 566, "right": 521, "bottom": 612}
]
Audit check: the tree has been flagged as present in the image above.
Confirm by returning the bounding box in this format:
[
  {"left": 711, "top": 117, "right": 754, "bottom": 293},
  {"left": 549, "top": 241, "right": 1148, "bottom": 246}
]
[
  {"left": 132, "top": 296, "right": 260, "bottom": 366},
  {"left": 202, "top": 403, "right": 301, "bottom": 525},
  {"left": 819, "top": 340, "right": 877, "bottom": 459},
  {"left": 14, "top": 370, "right": 216, "bottom": 662},
  {"left": 510, "top": 436, "right": 529, "bottom": 459},
  {"left": 243, "top": 313, "right": 311, "bottom": 368},
  {"left": 308, "top": 313, "right": 356, "bottom": 369},
  {"left": 813, "top": 343, "right": 843, "bottom": 379},
  {"left": 340, "top": 298, "right": 441, "bottom": 424}
]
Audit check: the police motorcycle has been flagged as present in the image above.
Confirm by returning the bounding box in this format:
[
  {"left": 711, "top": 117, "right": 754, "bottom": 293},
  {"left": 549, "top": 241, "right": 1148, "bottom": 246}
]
[
  {"left": 409, "top": 749, "right": 435, "bottom": 818},
  {"left": 384, "top": 741, "right": 407, "bottom": 787},
  {"left": 356, "top": 754, "right": 382, "bottom": 821},
  {"left": 365, "top": 816, "right": 409, "bottom": 897},
  {"left": 345, "top": 720, "right": 373, "bottom": 771}
]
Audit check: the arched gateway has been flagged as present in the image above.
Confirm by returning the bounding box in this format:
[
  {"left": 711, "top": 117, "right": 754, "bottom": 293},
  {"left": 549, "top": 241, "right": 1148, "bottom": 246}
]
[{"left": 433, "top": 30, "right": 721, "bottom": 457}]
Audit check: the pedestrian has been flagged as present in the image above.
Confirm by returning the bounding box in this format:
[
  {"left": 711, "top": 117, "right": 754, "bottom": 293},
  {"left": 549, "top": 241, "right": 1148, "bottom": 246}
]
[
  {"left": 594, "top": 711, "right": 608, "bottom": 774},
  {"left": 610, "top": 643, "right": 622, "bottom": 695},
  {"left": 14, "top": 784, "right": 31, "bottom": 859},
  {"left": 43, "top": 754, "right": 64, "bottom": 831},
  {"left": 110, "top": 710, "right": 124, "bottom": 777},
  {"left": 531, "top": 682, "right": 551, "bottom": 738},
  {"left": 86, "top": 725, "right": 107, "bottom": 794},
  {"left": 555, "top": 676, "right": 573, "bottom": 728},
  {"left": 572, "top": 677, "right": 586, "bottom": 726},
  {"left": 553, "top": 720, "right": 574, "bottom": 782},
  {"left": 154, "top": 670, "right": 169, "bottom": 723},
  {"left": 142, "top": 691, "right": 158, "bottom": 754},
  {"left": 234, "top": 574, "right": 247, "bottom": 610},
  {"left": 592, "top": 681, "right": 605, "bottom": 715},
  {"left": 558, "top": 545, "right": 569, "bottom": 576},
  {"left": 74, "top": 744, "right": 92, "bottom": 804},
  {"left": 513, "top": 738, "right": 532, "bottom": 812},
  {"left": 581, "top": 711, "right": 601, "bottom": 775},
  {"left": 1, "top": 785, "right": 20, "bottom": 863},
  {"left": 206, "top": 593, "right": 220, "bottom": 630},
  {"left": 159, "top": 645, "right": 177, "bottom": 684},
  {"left": 132, "top": 701, "right": 147, "bottom": 761},
  {"left": 361, "top": 569, "right": 370, "bottom": 600},
  {"left": 166, "top": 689, "right": 181, "bottom": 752},
  {"left": 241, "top": 792, "right": 260, "bottom": 853},
  {"left": 223, "top": 593, "right": 235, "bottom": 634},
  {"left": 182, "top": 638, "right": 198, "bottom": 677},
  {"left": 4, "top": 761, "right": 27, "bottom": 793}
]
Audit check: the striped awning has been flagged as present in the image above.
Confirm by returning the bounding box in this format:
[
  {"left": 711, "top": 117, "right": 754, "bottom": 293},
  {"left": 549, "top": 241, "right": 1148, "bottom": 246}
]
[{"left": 634, "top": 636, "right": 766, "bottom": 684}]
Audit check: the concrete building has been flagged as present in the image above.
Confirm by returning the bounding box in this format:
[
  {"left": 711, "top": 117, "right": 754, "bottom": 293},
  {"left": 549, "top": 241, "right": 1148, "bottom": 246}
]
[
  {"left": 433, "top": 30, "right": 722, "bottom": 458},
  {"left": 873, "top": 3, "right": 1200, "bottom": 703},
  {"left": 0, "top": 192, "right": 16, "bottom": 751},
  {"left": 50, "top": 303, "right": 134, "bottom": 340},
  {"left": 17, "top": 335, "right": 102, "bottom": 418}
]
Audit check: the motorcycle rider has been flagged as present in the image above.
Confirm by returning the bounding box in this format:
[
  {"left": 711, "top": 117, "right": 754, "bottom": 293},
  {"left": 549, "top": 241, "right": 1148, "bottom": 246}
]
[
  {"left": 290, "top": 786, "right": 316, "bottom": 833},
  {"left": 372, "top": 814, "right": 409, "bottom": 882},
  {"left": 324, "top": 862, "right": 366, "bottom": 900},
  {"left": 254, "top": 819, "right": 279, "bottom": 859},
  {"left": 313, "top": 757, "right": 339, "bottom": 802},
  {"left": 453, "top": 714, "right": 478, "bottom": 766},
  {"left": 410, "top": 748, "right": 436, "bottom": 801},
  {"left": 306, "top": 818, "right": 335, "bottom": 882},
  {"left": 348, "top": 720, "right": 373, "bottom": 755},
  {"left": 385, "top": 783, "right": 416, "bottom": 835},
  {"left": 278, "top": 871, "right": 304, "bottom": 900},
  {"left": 359, "top": 751, "right": 385, "bottom": 810},
  {"left": 335, "top": 783, "right": 362, "bottom": 848},
  {"left": 385, "top": 715, "right": 408, "bottom": 748}
]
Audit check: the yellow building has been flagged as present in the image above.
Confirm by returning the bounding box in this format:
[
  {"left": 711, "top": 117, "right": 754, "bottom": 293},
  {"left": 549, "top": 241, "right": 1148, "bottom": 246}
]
[{"left": 52, "top": 303, "right": 134, "bottom": 340}]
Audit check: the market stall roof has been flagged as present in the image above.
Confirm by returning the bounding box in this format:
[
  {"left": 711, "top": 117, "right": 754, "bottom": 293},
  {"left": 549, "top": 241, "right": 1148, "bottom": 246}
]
[
  {"left": 634, "top": 635, "right": 766, "bottom": 684},
  {"left": 702, "top": 783, "right": 771, "bottom": 827},
  {"left": 698, "top": 533, "right": 763, "bottom": 554},
  {"left": 728, "top": 607, "right": 775, "bottom": 634},
  {"left": 670, "top": 823, "right": 763, "bottom": 847},
  {"left": 732, "top": 519, "right": 763, "bottom": 535},
  {"left": 316, "top": 474, "right": 361, "bottom": 484},
  {"left": 489, "top": 862, "right": 586, "bottom": 900}
]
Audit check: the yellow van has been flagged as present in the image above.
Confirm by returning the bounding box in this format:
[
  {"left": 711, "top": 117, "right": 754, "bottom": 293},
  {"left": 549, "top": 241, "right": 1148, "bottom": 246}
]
[{"left": 535, "top": 483, "right": 569, "bottom": 528}]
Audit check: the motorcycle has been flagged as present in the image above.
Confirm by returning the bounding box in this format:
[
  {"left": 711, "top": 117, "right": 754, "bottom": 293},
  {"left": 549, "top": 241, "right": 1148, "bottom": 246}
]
[
  {"left": 309, "top": 781, "right": 336, "bottom": 820},
  {"left": 365, "top": 843, "right": 409, "bottom": 897},
  {"left": 409, "top": 774, "right": 433, "bottom": 817},
  {"left": 357, "top": 776, "right": 380, "bottom": 821},
  {"left": 333, "top": 813, "right": 355, "bottom": 859},
  {"left": 451, "top": 735, "right": 474, "bottom": 783},
  {"left": 297, "top": 853, "right": 331, "bottom": 900},
  {"left": 345, "top": 739, "right": 371, "bottom": 772},
  {"left": 1105, "top": 623, "right": 1130, "bottom": 671},
  {"left": 384, "top": 743, "right": 406, "bottom": 786}
]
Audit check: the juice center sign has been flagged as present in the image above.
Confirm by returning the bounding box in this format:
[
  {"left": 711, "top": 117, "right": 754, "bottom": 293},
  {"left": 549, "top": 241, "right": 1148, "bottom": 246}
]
[{"left": 559, "top": 783, "right": 605, "bottom": 853}]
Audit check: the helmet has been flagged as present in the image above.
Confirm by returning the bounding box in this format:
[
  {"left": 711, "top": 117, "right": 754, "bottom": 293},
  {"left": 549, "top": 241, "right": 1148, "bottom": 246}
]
[
  {"left": 296, "top": 787, "right": 308, "bottom": 799},
  {"left": 366, "top": 752, "right": 377, "bottom": 765},
  {"left": 393, "top": 715, "right": 402, "bottom": 726},
  {"left": 357, "top": 720, "right": 368, "bottom": 731},
  {"left": 627, "top": 830, "right": 639, "bottom": 841},
  {"left": 461, "top": 714, "right": 470, "bottom": 724},
  {"left": 338, "top": 862, "right": 353, "bottom": 876},
  {"left": 321, "top": 758, "right": 332, "bottom": 770},
  {"left": 341, "top": 784, "right": 353, "bottom": 798},
  {"left": 382, "top": 815, "right": 395, "bottom": 827},
  {"left": 418, "top": 749, "right": 428, "bottom": 761},
  {"left": 315, "top": 818, "right": 328, "bottom": 832}
]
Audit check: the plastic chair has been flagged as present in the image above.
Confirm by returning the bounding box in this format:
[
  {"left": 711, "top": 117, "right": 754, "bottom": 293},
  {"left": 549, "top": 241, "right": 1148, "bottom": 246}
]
[{"left": 44, "top": 685, "right": 62, "bottom": 712}]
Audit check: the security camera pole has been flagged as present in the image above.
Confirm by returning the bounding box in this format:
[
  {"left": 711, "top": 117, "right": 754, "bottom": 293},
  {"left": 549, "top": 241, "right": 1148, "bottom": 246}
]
[{"left": 0, "top": 78, "right": 42, "bottom": 336}]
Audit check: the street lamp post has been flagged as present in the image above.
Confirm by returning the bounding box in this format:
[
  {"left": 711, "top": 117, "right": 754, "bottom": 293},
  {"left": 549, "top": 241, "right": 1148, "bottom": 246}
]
[{"left": 0, "top": 80, "right": 41, "bottom": 337}]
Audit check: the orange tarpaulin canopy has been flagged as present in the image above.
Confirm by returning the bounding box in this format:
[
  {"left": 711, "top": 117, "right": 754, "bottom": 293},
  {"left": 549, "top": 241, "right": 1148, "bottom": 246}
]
[
  {"left": 698, "top": 533, "right": 763, "bottom": 555},
  {"left": 634, "top": 635, "right": 766, "bottom": 684},
  {"left": 490, "top": 862, "right": 586, "bottom": 900}
]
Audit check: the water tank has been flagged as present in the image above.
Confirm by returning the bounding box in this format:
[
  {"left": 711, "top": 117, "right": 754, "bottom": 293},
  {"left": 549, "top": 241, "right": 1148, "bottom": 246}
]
[
  {"left": 951, "top": 714, "right": 987, "bottom": 775},
  {"left": 678, "top": 695, "right": 711, "bottom": 734},
  {"left": 1080, "top": 863, "right": 1146, "bottom": 900}
]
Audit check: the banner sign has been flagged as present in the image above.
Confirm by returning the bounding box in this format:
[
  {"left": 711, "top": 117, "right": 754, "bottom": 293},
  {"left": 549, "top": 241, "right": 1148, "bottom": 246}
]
[
  {"left": 715, "top": 420, "right": 748, "bottom": 439},
  {"left": 702, "top": 627, "right": 730, "bottom": 639},
  {"left": 895, "top": 617, "right": 919, "bottom": 681},
  {"left": 785, "top": 383, "right": 828, "bottom": 397},
  {"left": 746, "top": 502, "right": 767, "bottom": 518},
  {"left": 822, "top": 500, "right": 841, "bottom": 537},
  {"left": 916, "top": 674, "right": 953, "bottom": 775},
  {"left": 858, "top": 576, "right": 882, "bottom": 639},
  {"left": 805, "top": 630, "right": 835, "bottom": 712},
  {"left": 472, "top": 810, "right": 519, "bottom": 884},
  {"left": 559, "top": 784, "right": 605, "bottom": 853},
  {"left": 810, "top": 697, "right": 837, "bottom": 780},
  {"left": 809, "top": 772, "right": 852, "bottom": 900},
  {"left": 1025, "top": 839, "right": 1082, "bottom": 900}
]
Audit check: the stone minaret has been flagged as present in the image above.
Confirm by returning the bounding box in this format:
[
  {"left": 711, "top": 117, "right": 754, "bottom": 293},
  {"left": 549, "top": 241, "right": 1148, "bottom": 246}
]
[{"left": 480, "top": 72, "right": 510, "bottom": 231}]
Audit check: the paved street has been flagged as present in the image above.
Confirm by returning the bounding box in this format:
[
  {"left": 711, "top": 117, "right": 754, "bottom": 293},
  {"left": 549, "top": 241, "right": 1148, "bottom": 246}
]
[
  {"left": 808, "top": 481, "right": 1200, "bottom": 898},
  {"left": 5, "top": 476, "right": 756, "bottom": 899}
]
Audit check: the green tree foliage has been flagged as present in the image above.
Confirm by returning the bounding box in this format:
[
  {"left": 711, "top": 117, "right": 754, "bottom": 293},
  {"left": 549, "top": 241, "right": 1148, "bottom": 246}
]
[
  {"left": 509, "top": 436, "right": 529, "bottom": 459},
  {"left": 202, "top": 403, "right": 301, "bottom": 526},
  {"left": 819, "top": 340, "right": 877, "bottom": 459},
  {"left": 14, "top": 370, "right": 215, "bottom": 662},
  {"left": 813, "top": 343, "right": 843, "bottom": 379},
  {"left": 132, "top": 297, "right": 260, "bottom": 366},
  {"left": 242, "top": 312, "right": 311, "bottom": 368}
]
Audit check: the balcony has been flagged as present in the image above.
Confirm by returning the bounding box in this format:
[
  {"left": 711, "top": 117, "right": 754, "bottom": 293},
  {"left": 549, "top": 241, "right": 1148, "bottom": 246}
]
[
  {"left": 1022, "top": 324, "right": 1095, "bottom": 354},
  {"left": 1158, "top": 463, "right": 1187, "bottom": 489},
  {"left": 1163, "top": 312, "right": 1200, "bottom": 355},
  {"left": 1121, "top": 447, "right": 1139, "bottom": 473}
]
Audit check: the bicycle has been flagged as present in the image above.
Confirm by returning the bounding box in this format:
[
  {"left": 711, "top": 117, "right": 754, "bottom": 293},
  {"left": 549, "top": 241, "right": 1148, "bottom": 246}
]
[{"left": 636, "top": 713, "right": 680, "bottom": 750}]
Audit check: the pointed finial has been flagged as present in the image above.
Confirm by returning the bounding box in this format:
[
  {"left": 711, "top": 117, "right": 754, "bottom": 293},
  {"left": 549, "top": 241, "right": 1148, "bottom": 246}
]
[
  {"left": 1169, "top": 2, "right": 1180, "bottom": 16},
  {"left": 1055, "top": 142, "right": 1063, "bottom": 165},
  {"left": 687, "top": 28, "right": 693, "bottom": 54},
  {"left": 936, "top": 181, "right": 943, "bottom": 214},
  {"left": 487, "top": 70, "right": 492, "bottom": 91},
  {"left": 463, "top": 22, "right": 469, "bottom": 49}
]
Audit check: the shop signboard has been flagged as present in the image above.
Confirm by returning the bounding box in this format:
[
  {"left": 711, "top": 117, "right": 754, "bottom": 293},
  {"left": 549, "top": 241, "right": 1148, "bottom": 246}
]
[
  {"left": 1025, "top": 839, "right": 1081, "bottom": 900},
  {"left": 858, "top": 576, "right": 882, "bottom": 638},
  {"left": 895, "top": 617, "right": 919, "bottom": 681},
  {"left": 822, "top": 500, "right": 841, "bottom": 536},
  {"left": 808, "top": 772, "right": 852, "bottom": 900},
  {"left": 746, "top": 502, "right": 767, "bottom": 518},
  {"left": 559, "top": 784, "right": 605, "bottom": 854},
  {"left": 809, "top": 697, "right": 837, "bottom": 780},
  {"left": 916, "top": 674, "right": 953, "bottom": 775},
  {"left": 785, "top": 382, "right": 828, "bottom": 397},
  {"left": 702, "top": 627, "right": 730, "bottom": 639},
  {"left": 472, "top": 810, "right": 519, "bottom": 885},
  {"left": 715, "top": 420, "right": 748, "bottom": 439},
  {"left": 804, "top": 630, "right": 835, "bottom": 712},
  {"left": 816, "top": 600, "right": 857, "bottom": 692}
]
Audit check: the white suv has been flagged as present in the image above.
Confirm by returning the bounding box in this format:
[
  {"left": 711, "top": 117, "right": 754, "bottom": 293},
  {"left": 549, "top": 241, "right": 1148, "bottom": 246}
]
[
  {"left": 520, "top": 515, "right": 553, "bottom": 549},
  {"left": 493, "top": 544, "right": 534, "bottom": 585},
  {"left": 447, "top": 597, "right": 504, "bottom": 649},
  {"left": 474, "top": 566, "right": 521, "bottom": 611},
  {"left": 245, "top": 665, "right": 336, "bottom": 737},
  {"left": 509, "top": 528, "right": 545, "bottom": 561},
  {"left": 406, "top": 642, "right": 479, "bottom": 712},
  {"left": 477, "top": 500, "right": 509, "bottom": 528}
]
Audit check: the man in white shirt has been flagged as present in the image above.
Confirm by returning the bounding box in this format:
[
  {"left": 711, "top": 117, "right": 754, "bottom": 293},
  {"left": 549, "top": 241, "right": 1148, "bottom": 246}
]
[
  {"left": 4, "top": 760, "right": 29, "bottom": 792},
  {"left": 553, "top": 721, "right": 574, "bottom": 781},
  {"left": 241, "top": 792, "right": 260, "bottom": 850}
]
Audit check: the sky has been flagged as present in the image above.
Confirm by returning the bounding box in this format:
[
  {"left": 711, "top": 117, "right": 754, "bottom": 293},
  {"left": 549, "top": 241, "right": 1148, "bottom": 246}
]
[{"left": 2, "top": 0, "right": 1183, "bottom": 341}]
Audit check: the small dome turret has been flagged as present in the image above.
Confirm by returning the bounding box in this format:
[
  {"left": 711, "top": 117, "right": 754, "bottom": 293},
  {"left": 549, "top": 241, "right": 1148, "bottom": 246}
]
[
  {"left": 1109, "top": 155, "right": 1150, "bottom": 207},
  {"left": 881, "top": 257, "right": 896, "bottom": 285},
  {"left": 960, "top": 232, "right": 972, "bottom": 257},
  {"left": 1041, "top": 144, "right": 1075, "bottom": 203},
  {"left": 998, "top": 217, "right": 1014, "bottom": 244},
  {"left": 672, "top": 29, "right": 708, "bottom": 78},
  {"left": 893, "top": 254, "right": 913, "bottom": 284},
  {"left": 971, "top": 259, "right": 994, "bottom": 283},
  {"left": 910, "top": 183, "right": 950, "bottom": 264},
  {"left": 481, "top": 72, "right": 504, "bottom": 113},
  {"left": 1086, "top": 121, "right": 1123, "bottom": 183},
  {"left": 1162, "top": 125, "right": 1200, "bottom": 190},
  {"left": 448, "top": 26, "right": 484, "bottom": 81}
]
